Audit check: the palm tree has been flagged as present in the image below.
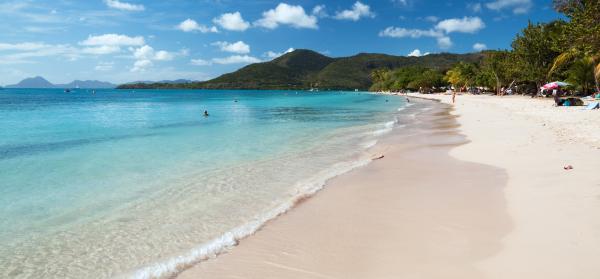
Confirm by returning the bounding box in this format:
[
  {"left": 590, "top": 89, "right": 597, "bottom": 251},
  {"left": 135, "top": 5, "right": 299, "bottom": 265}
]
[
  {"left": 551, "top": 0, "right": 600, "bottom": 93},
  {"left": 550, "top": 50, "right": 600, "bottom": 93},
  {"left": 565, "top": 57, "right": 596, "bottom": 95},
  {"left": 445, "top": 62, "right": 478, "bottom": 92}
]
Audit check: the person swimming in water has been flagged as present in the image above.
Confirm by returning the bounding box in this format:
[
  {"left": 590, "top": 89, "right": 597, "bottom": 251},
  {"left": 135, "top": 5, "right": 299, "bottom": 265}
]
[{"left": 204, "top": 110, "right": 209, "bottom": 117}]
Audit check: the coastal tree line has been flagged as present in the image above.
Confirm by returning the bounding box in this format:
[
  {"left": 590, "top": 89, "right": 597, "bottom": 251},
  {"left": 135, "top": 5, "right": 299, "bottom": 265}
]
[{"left": 370, "top": 0, "right": 600, "bottom": 96}]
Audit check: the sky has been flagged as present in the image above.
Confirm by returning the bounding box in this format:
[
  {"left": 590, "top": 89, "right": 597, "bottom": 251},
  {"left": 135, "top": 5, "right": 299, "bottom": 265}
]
[{"left": 0, "top": 0, "right": 563, "bottom": 85}]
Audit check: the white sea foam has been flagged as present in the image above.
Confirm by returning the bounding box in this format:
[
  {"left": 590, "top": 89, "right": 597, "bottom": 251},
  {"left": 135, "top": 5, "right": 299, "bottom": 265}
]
[
  {"left": 372, "top": 121, "right": 395, "bottom": 136},
  {"left": 361, "top": 140, "right": 378, "bottom": 149},
  {"left": 2, "top": 90, "right": 419, "bottom": 279},
  {"left": 398, "top": 102, "right": 414, "bottom": 111},
  {"left": 124, "top": 102, "right": 411, "bottom": 279},
  {"left": 126, "top": 157, "right": 372, "bottom": 279}
]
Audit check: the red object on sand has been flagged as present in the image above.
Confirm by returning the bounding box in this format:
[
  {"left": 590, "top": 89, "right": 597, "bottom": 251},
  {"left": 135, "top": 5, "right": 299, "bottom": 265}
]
[{"left": 563, "top": 165, "right": 573, "bottom": 170}]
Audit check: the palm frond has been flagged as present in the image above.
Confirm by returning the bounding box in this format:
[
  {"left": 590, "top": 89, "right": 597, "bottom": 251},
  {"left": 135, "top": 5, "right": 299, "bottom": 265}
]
[{"left": 549, "top": 48, "right": 578, "bottom": 76}]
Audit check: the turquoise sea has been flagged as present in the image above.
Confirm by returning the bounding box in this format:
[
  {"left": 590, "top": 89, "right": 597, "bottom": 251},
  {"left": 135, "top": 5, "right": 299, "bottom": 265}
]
[{"left": 0, "top": 89, "right": 407, "bottom": 278}]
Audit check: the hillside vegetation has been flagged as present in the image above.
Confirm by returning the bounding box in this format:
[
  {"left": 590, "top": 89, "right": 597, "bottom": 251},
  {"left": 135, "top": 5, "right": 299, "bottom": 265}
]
[{"left": 118, "top": 50, "right": 483, "bottom": 90}]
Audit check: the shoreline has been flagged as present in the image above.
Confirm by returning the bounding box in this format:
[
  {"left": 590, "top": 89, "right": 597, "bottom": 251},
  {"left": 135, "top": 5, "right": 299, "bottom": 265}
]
[
  {"left": 121, "top": 93, "right": 410, "bottom": 279},
  {"left": 176, "top": 98, "right": 513, "bottom": 278},
  {"left": 1, "top": 90, "right": 409, "bottom": 279},
  {"left": 176, "top": 93, "right": 600, "bottom": 279}
]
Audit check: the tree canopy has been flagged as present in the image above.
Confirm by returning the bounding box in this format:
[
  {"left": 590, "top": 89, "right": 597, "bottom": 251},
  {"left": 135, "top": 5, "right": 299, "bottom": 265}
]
[{"left": 370, "top": 2, "right": 600, "bottom": 95}]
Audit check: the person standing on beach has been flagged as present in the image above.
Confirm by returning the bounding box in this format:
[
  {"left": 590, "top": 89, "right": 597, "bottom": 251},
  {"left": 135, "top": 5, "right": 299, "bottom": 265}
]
[{"left": 452, "top": 90, "right": 456, "bottom": 104}]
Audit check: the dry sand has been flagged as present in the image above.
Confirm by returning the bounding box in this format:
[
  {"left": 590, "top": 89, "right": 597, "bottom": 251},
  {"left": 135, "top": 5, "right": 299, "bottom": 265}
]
[
  {"left": 412, "top": 93, "right": 600, "bottom": 278},
  {"left": 177, "top": 94, "right": 600, "bottom": 279}
]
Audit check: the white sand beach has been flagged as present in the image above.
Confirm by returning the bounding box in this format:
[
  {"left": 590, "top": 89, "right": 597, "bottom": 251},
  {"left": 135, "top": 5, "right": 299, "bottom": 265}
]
[
  {"left": 411, "top": 93, "right": 600, "bottom": 278},
  {"left": 177, "top": 94, "right": 600, "bottom": 279}
]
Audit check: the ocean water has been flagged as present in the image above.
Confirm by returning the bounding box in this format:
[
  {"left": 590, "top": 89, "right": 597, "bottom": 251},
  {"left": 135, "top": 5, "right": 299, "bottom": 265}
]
[{"left": 0, "top": 89, "right": 407, "bottom": 278}]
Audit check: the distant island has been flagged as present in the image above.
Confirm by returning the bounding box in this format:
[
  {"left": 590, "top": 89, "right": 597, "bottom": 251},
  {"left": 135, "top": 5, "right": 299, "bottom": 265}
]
[
  {"left": 117, "top": 49, "right": 483, "bottom": 90},
  {"left": 121, "top": 79, "right": 197, "bottom": 85},
  {"left": 6, "top": 76, "right": 117, "bottom": 89}
]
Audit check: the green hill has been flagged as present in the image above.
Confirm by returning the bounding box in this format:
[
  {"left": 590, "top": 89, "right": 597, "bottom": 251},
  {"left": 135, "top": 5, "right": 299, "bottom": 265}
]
[{"left": 118, "top": 49, "right": 483, "bottom": 90}]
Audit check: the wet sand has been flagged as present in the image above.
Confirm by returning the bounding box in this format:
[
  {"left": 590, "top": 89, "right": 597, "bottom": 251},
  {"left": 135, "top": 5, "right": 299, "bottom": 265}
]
[{"left": 177, "top": 100, "right": 512, "bottom": 278}]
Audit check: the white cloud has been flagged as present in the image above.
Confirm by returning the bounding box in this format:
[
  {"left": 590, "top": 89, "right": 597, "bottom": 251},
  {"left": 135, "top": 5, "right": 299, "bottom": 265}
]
[
  {"left": 379, "top": 27, "right": 452, "bottom": 49},
  {"left": 473, "top": 43, "right": 487, "bottom": 51},
  {"left": 255, "top": 3, "right": 318, "bottom": 29},
  {"left": 486, "top": 0, "right": 532, "bottom": 14},
  {"left": 0, "top": 42, "right": 51, "bottom": 51},
  {"left": 190, "top": 59, "right": 212, "bottom": 66},
  {"left": 0, "top": 2, "right": 62, "bottom": 24},
  {"left": 103, "top": 0, "right": 144, "bottom": 12},
  {"left": 133, "top": 45, "right": 154, "bottom": 60},
  {"left": 424, "top": 16, "right": 439, "bottom": 22},
  {"left": 133, "top": 45, "right": 174, "bottom": 61},
  {"left": 264, "top": 47, "right": 295, "bottom": 59},
  {"left": 177, "top": 19, "right": 218, "bottom": 33},
  {"left": 468, "top": 3, "right": 483, "bottom": 12},
  {"left": 81, "top": 45, "right": 121, "bottom": 55},
  {"left": 154, "top": 50, "right": 174, "bottom": 61},
  {"left": 211, "top": 41, "right": 250, "bottom": 54},
  {"left": 212, "top": 55, "right": 261, "bottom": 65},
  {"left": 0, "top": 43, "right": 80, "bottom": 64},
  {"left": 378, "top": 27, "right": 442, "bottom": 38},
  {"left": 0, "top": 36, "right": 175, "bottom": 72},
  {"left": 312, "top": 5, "right": 328, "bottom": 18},
  {"left": 0, "top": 1, "right": 29, "bottom": 12},
  {"left": 437, "top": 36, "right": 452, "bottom": 49},
  {"left": 23, "top": 26, "right": 65, "bottom": 34},
  {"left": 131, "top": 45, "right": 175, "bottom": 72},
  {"left": 132, "top": 59, "right": 152, "bottom": 72},
  {"left": 0, "top": 40, "right": 127, "bottom": 65},
  {"left": 407, "top": 49, "right": 430, "bottom": 57},
  {"left": 334, "top": 1, "right": 375, "bottom": 21},
  {"left": 393, "top": 0, "right": 408, "bottom": 5},
  {"left": 213, "top": 12, "right": 250, "bottom": 31},
  {"left": 435, "top": 17, "right": 485, "bottom": 33},
  {"left": 79, "top": 34, "right": 145, "bottom": 46},
  {"left": 379, "top": 16, "right": 484, "bottom": 50},
  {"left": 95, "top": 62, "right": 114, "bottom": 71}
]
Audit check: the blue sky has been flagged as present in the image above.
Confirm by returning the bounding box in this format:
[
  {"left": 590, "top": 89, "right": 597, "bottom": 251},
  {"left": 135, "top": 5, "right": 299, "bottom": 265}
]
[{"left": 0, "top": 0, "right": 562, "bottom": 85}]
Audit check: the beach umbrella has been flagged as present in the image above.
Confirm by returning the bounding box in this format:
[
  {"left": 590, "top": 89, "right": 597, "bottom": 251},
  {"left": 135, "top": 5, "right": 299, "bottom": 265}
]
[
  {"left": 542, "top": 83, "right": 559, "bottom": 89},
  {"left": 542, "top": 81, "right": 570, "bottom": 89}
]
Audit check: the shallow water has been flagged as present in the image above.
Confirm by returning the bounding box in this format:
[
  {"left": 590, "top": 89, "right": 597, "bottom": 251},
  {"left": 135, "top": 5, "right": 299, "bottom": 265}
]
[{"left": 0, "top": 89, "right": 406, "bottom": 278}]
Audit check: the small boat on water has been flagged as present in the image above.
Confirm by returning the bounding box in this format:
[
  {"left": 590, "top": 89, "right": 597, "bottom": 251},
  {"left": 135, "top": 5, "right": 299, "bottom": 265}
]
[{"left": 64, "top": 89, "right": 71, "bottom": 93}]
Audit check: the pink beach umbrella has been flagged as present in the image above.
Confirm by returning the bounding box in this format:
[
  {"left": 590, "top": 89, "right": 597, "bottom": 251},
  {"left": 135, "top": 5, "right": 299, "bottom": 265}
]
[{"left": 542, "top": 81, "right": 570, "bottom": 90}]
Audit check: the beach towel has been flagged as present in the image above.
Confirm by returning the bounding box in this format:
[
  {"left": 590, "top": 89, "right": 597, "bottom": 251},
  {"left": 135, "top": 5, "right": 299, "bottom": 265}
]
[{"left": 586, "top": 102, "right": 600, "bottom": 110}]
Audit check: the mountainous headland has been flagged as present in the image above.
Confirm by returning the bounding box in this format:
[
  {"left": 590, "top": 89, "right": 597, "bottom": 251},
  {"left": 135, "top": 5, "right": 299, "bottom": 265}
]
[{"left": 117, "top": 49, "right": 483, "bottom": 90}]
